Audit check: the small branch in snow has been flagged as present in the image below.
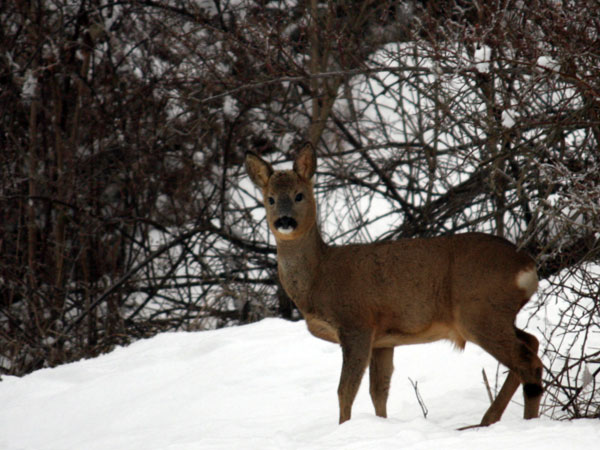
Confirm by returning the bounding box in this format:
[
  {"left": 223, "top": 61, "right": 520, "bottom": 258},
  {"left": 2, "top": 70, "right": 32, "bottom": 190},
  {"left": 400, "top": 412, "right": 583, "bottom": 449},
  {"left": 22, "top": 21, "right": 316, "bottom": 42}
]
[
  {"left": 482, "top": 369, "right": 494, "bottom": 404},
  {"left": 409, "top": 378, "right": 428, "bottom": 419}
]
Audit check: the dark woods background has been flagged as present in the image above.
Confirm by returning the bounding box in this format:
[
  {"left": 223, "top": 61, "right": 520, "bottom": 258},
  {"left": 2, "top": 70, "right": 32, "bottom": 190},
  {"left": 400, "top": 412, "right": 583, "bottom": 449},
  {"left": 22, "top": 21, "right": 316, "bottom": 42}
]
[{"left": 1, "top": 0, "right": 599, "bottom": 419}]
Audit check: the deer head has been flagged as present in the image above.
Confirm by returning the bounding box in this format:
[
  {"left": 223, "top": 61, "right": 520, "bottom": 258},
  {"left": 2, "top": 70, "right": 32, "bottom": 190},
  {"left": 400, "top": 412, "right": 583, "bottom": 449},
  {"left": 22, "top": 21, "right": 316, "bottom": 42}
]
[{"left": 245, "top": 144, "right": 317, "bottom": 241}]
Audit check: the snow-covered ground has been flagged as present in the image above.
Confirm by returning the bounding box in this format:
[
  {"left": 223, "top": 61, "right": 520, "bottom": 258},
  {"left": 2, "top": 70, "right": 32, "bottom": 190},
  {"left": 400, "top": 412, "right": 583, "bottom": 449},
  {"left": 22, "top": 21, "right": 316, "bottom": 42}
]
[{"left": 1, "top": 319, "right": 598, "bottom": 450}]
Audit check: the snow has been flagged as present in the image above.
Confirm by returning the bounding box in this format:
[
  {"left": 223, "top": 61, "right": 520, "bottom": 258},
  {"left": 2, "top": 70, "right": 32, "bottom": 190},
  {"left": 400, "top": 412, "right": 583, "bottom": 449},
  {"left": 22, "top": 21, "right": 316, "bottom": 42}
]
[
  {"left": 1, "top": 319, "right": 598, "bottom": 450},
  {"left": 501, "top": 109, "right": 516, "bottom": 128},
  {"left": 474, "top": 46, "right": 492, "bottom": 73},
  {"left": 222, "top": 96, "right": 239, "bottom": 118},
  {"left": 536, "top": 56, "right": 560, "bottom": 72},
  {"left": 21, "top": 69, "right": 37, "bottom": 100}
]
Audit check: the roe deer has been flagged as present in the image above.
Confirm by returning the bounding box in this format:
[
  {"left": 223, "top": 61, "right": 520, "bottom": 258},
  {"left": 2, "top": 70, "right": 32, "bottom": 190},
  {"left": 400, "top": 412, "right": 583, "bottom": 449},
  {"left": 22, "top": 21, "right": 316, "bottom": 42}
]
[{"left": 245, "top": 144, "right": 543, "bottom": 427}]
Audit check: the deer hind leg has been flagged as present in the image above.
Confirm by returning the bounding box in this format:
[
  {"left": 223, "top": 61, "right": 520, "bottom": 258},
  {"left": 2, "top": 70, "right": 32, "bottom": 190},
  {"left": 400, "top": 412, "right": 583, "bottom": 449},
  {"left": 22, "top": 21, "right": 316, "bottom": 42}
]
[
  {"left": 369, "top": 347, "right": 394, "bottom": 418},
  {"left": 464, "top": 321, "right": 543, "bottom": 425},
  {"left": 337, "top": 329, "right": 373, "bottom": 424},
  {"left": 515, "top": 329, "right": 543, "bottom": 420}
]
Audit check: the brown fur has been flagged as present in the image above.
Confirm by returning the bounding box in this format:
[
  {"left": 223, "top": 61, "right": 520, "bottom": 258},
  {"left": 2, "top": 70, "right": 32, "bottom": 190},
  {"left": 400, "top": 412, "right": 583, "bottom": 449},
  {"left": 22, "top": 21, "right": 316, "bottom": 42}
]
[{"left": 245, "top": 144, "right": 543, "bottom": 426}]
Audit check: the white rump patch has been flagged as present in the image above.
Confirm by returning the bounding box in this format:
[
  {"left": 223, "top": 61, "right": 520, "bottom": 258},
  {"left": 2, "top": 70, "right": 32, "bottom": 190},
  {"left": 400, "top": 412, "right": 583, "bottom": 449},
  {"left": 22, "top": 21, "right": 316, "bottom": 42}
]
[{"left": 516, "top": 267, "right": 538, "bottom": 298}]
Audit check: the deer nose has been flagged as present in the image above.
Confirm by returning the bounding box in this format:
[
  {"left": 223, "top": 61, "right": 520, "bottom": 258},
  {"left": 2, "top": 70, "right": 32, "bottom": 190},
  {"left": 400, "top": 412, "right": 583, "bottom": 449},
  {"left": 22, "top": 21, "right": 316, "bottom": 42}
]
[
  {"left": 277, "top": 195, "right": 293, "bottom": 212},
  {"left": 274, "top": 216, "right": 298, "bottom": 234}
]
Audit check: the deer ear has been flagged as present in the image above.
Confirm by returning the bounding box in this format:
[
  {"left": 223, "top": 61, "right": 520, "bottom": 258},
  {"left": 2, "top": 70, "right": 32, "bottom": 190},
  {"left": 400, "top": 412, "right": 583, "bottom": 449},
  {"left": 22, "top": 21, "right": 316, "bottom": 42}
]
[
  {"left": 293, "top": 143, "right": 316, "bottom": 180},
  {"left": 245, "top": 152, "right": 273, "bottom": 189}
]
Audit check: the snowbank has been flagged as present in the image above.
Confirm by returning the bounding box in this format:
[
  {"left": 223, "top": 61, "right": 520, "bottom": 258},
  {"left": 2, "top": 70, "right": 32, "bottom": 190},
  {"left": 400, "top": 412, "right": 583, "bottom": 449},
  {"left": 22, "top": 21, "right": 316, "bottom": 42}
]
[{"left": 1, "top": 319, "right": 598, "bottom": 449}]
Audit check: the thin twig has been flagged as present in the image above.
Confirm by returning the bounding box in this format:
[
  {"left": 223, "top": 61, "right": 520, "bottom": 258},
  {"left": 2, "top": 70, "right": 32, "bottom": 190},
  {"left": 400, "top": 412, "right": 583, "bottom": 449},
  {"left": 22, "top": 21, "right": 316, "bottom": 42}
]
[
  {"left": 409, "top": 377, "right": 428, "bottom": 419},
  {"left": 482, "top": 368, "right": 494, "bottom": 404}
]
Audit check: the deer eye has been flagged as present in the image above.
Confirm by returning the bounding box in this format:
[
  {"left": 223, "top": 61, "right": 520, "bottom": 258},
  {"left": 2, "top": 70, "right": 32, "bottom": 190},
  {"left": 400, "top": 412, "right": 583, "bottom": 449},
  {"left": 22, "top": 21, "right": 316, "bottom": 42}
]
[
  {"left": 268, "top": 197, "right": 275, "bottom": 205},
  {"left": 295, "top": 193, "right": 304, "bottom": 202}
]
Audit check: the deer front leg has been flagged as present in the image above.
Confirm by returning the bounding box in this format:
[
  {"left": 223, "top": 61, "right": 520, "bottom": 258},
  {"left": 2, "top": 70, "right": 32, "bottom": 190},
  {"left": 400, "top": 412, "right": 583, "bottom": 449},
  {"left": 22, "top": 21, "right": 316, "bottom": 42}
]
[
  {"left": 480, "top": 370, "right": 520, "bottom": 426},
  {"left": 370, "top": 347, "right": 394, "bottom": 418},
  {"left": 337, "top": 329, "right": 373, "bottom": 424}
]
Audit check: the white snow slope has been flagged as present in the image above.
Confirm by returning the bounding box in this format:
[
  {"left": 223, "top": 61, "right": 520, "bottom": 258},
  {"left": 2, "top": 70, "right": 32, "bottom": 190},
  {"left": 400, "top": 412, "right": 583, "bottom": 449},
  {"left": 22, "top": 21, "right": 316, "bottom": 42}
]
[{"left": 1, "top": 319, "right": 598, "bottom": 450}]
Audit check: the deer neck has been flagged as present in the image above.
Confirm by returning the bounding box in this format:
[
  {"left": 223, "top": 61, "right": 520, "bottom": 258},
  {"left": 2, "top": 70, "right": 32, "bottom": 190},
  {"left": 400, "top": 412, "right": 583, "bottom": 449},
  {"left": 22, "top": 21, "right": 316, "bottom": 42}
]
[{"left": 275, "top": 223, "right": 326, "bottom": 308}]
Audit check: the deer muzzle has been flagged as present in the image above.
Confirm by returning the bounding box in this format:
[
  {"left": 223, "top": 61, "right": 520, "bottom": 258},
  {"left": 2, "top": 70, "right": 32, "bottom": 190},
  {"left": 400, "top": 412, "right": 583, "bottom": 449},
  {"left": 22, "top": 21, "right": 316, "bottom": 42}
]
[{"left": 274, "top": 216, "right": 298, "bottom": 234}]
